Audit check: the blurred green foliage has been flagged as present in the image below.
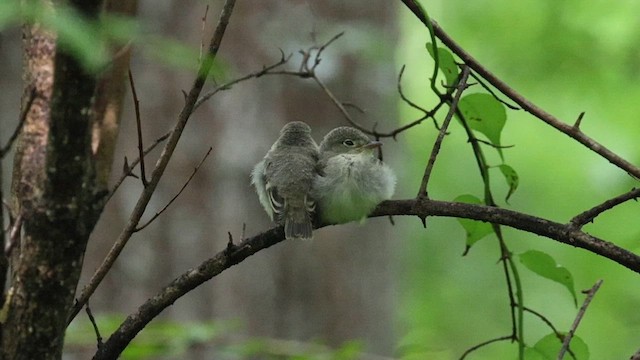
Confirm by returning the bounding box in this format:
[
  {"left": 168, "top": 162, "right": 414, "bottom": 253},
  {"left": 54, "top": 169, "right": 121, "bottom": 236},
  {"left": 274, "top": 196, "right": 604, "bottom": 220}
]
[
  {"left": 397, "top": 0, "right": 640, "bottom": 359},
  {"left": 0, "top": 0, "right": 226, "bottom": 76},
  {"left": 66, "top": 315, "right": 364, "bottom": 359}
]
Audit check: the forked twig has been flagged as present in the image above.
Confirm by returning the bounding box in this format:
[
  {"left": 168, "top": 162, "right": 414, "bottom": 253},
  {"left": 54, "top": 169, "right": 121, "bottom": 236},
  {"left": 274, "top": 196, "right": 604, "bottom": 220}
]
[
  {"left": 69, "top": 0, "right": 237, "bottom": 327},
  {"left": 418, "top": 66, "right": 471, "bottom": 198}
]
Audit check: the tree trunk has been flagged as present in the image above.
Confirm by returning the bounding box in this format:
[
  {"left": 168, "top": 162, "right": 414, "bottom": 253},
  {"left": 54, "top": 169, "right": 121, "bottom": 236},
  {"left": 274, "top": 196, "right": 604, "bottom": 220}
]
[{"left": 0, "top": 1, "right": 129, "bottom": 358}]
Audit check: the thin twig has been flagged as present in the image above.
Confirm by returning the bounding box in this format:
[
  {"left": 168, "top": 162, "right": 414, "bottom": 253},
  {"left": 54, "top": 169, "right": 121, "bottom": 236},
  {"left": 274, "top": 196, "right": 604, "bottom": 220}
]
[
  {"left": 418, "top": 66, "right": 471, "bottom": 198},
  {"left": 199, "top": 5, "right": 210, "bottom": 65},
  {"left": 193, "top": 50, "right": 291, "bottom": 110},
  {"left": 128, "top": 69, "right": 148, "bottom": 187},
  {"left": 399, "top": 0, "right": 640, "bottom": 179},
  {"left": 312, "top": 75, "right": 371, "bottom": 132},
  {"left": 557, "top": 279, "right": 604, "bottom": 360},
  {"left": 397, "top": 65, "right": 430, "bottom": 115},
  {"left": 135, "top": 147, "right": 213, "bottom": 232},
  {"left": 86, "top": 303, "right": 103, "bottom": 349},
  {"left": 521, "top": 306, "right": 577, "bottom": 360},
  {"left": 469, "top": 71, "right": 519, "bottom": 110},
  {"left": 459, "top": 335, "right": 513, "bottom": 359},
  {"left": 106, "top": 132, "right": 171, "bottom": 203},
  {"left": 573, "top": 111, "right": 585, "bottom": 129},
  {"left": 69, "top": 0, "right": 237, "bottom": 327},
  {"left": 1, "top": 86, "right": 36, "bottom": 158},
  {"left": 570, "top": 187, "right": 640, "bottom": 228}
]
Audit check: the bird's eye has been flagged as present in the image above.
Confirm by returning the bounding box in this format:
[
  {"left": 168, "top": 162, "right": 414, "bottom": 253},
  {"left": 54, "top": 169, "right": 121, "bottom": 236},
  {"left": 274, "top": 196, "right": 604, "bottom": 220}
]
[{"left": 343, "top": 139, "right": 355, "bottom": 147}]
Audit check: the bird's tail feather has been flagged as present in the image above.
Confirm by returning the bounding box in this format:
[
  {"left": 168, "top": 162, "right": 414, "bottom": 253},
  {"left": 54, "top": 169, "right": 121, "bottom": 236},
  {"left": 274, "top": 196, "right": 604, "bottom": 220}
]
[{"left": 284, "top": 211, "right": 313, "bottom": 240}]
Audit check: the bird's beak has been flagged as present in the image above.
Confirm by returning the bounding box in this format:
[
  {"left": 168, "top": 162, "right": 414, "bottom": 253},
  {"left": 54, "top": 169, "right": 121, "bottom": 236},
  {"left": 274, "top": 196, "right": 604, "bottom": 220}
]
[{"left": 361, "top": 140, "right": 382, "bottom": 150}]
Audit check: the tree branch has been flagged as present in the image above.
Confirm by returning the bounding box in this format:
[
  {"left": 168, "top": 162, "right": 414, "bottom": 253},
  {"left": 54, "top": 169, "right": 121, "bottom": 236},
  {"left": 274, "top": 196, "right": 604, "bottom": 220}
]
[
  {"left": 418, "top": 66, "right": 470, "bottom": 197},
  {"left": 399, "top": 0, "right": 640, "bottom": 180},
  {"left": 557, "top": 279, "right": 603, "bottom": 360},
  {"left": 134, "top": 147, "right": 212, "bottom": 232},
  {"left": 68, "top": 0, "right": 237, "bottom": 325},
  {"left": 570, "top": 187, "right": 640, "bottom": 228},
  {"left": 93, "top": 198, "right": 640, "bottom": 359}
]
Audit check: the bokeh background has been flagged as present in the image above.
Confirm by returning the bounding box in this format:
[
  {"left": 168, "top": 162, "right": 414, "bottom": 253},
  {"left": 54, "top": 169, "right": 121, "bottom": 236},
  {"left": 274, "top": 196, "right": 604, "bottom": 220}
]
[{"left": 1, "top": 0, "right": 639, "bottom": 359}]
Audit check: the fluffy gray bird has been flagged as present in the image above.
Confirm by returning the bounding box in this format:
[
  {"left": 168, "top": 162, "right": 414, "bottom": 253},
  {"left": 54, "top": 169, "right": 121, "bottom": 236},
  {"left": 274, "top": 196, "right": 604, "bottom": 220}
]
[
  {"left": 312, "top": 127, "right": 396, "bottom": 224},
  {"left": 251, "top": 121, "right": 319, "bottom": 240}
]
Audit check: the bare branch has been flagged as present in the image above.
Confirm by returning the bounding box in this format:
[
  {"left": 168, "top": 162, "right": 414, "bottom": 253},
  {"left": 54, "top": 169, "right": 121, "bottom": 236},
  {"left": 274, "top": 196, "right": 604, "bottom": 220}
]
[
  {"left": 199, "top": 5, "right": 210, "bottom": 65},
  {"left": 312, "top": 75, "right": 371, "bottom": 132},
  {"left": 134, "top": 147, "right": 212, "bottom": 232},
  {"left": 400, "top": 0, "right": 640, "bottom": 179},
  {"left": 69, "top": 0, "right": 237, "bottom": 325},
  {"left": 194, "top": 51, "right": 291, "bottom": 110},
  {"left": 573, "top": 111, "right": 585, "bottom": 130},
  {"left": 128, "top": 69, "right": 148, "bottom": 187},
  {"left": 107, "top": 131, "right": 171, "bottom": 203},
  {"left": 94, "top": 198, "right": 639, "bottom": 359},
  {"left": 469, "top": 71, "right": 519, "bottom": 110},
  {"left": 418, "top": 66, "right": 471, "bottom": 198},
  {"left": 460, "top": 335, "right": 513, "bottom": 359},
  {"left": 86, "top": 303, "right": 103, "bottom": 349},
  {"left": 557, "top": 280, "right": 604, "bottom": 360},
  {"left": 570, "top": 187, "right": 640, "bottom": 228}
]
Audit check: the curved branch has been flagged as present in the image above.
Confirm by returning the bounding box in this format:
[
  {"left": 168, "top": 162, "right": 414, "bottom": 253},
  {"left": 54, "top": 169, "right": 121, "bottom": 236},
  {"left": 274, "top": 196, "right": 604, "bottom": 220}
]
[{"left": 93, "top": 198, "right": 640, "bottom": 359}]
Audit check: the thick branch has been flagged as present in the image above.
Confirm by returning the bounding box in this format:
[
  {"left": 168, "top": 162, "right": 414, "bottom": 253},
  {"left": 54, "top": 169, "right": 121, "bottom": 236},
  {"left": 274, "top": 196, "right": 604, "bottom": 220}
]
[{"left": 94, "top": 198, "right": 640, "bottom": 359}]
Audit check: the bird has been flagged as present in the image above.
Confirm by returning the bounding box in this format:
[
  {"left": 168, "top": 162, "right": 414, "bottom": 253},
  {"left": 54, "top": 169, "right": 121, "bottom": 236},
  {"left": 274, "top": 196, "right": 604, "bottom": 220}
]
[
  {"left": 312, "top": 126, "right": 396, "bottom": 224},
  {"left": 251, "top": 121, "right": 319, "bottom": 240}
]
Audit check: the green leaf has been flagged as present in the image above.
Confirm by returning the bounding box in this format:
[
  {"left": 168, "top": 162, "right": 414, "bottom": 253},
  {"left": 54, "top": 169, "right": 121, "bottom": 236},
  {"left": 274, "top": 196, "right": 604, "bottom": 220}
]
[
  {"left": 497, "top": 164, "right": 519, "bottom": 203},
  {"left": 519, "top": 250, "right": 578, "bottom": 306},
  {"left": 426, "top": 42, "right": 459, "bottom": 87},
  {"left": 454, "top": 194, "right": 494, "bottom": 248},
  {"left": 529, "top": 333, "right": 590, "bottom": 360},
  {"left": 458, "top": 93, "right": 507, "bottom": 157}
]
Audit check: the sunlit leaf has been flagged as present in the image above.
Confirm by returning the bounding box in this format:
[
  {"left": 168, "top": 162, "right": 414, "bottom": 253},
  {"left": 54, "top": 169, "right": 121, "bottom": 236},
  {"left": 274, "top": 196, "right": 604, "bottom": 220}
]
[
  {"left": 454, "top": 194, "right": 494, "bottom": 248},
  {"left": 497, "top": 164, "right": 519, "bottom": 203},
  {"left": 519, "top": 250, "right": 578, "bottom": 306},
  {"left": 426, "top": 42, "right": 459, "bottom": 87},
  {"left": 530, "top": 333, "right": 590, "bottom": 360},
  {"left": 458, "top": 93, "right": 507, "bottom": 158}
]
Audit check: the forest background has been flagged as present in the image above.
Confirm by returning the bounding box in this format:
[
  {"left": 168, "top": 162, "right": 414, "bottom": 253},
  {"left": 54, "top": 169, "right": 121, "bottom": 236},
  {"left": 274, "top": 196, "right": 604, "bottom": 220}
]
[{"left": 0, "top": 0, "right": 639, "bottom": 359}]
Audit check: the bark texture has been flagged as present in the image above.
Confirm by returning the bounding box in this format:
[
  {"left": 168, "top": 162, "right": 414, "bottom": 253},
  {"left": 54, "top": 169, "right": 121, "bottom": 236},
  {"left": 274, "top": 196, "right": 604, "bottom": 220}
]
[{"left": 0, "top": 1, "right": 128, "bottom": 358}]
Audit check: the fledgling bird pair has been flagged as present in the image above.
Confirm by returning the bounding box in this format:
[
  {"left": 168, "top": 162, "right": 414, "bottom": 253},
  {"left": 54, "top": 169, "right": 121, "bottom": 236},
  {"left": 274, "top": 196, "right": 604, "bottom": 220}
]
[{"left": 251, "top": 121, "right": 396, "bottom": 240}]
